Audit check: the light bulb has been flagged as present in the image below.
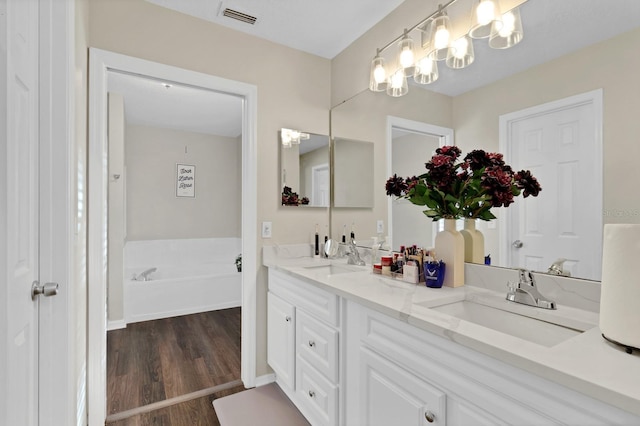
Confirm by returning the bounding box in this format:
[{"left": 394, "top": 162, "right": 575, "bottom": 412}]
[
  {"left": 452, "top": 37, "right": 468, "bottom": 59},
  {"left": 373, "top": 64, "right": 386, "bottom": 84},
  {"left": 400, "top": 46, "right": 414, "bottom": 69},
  {"left": 390, "top": 69, "right": 405, "bottom": 89},
  {"left": 434, "top": 25, "right": 450, "bottom": 50},
  {"left": 499, "top": 11, "right": 516, "bottom": 37},
  {"left": 417, "top": 56, "right": 435, "bottom": 73},
  {"left": 476, "top": 0, "right": 496, "bottom": 26}
]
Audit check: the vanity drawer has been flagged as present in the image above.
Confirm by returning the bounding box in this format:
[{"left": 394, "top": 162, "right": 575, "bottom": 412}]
[
  {"left": 269, "top": 268, "right": 339, "bottom": 326},
  {"left": 296, "top": 309, "right": 339, "bottom": 383},
  {"left": 295, "top": 356, "right": 338, "bottom": 426}
]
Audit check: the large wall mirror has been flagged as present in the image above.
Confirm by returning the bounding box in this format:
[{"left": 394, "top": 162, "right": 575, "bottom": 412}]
[
  {"left": 279, "top": 129, "right": 330, "bottom": 207},
  {"left": 329, "top": 0, "right": 640, "bottom": 281}
]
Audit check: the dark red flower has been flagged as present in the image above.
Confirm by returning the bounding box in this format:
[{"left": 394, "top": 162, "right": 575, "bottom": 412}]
[
  {"left": 385, "top": 174, "right": 407, "bottom": 197},
  {"left": 514, "top": 170, "right": 542, "bottom": 197}
]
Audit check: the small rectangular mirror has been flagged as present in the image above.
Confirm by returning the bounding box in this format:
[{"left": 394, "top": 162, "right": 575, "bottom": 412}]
[
  {"left": 280, "top": 129, "right": 330, "bottom": 207},
  {"left": 333, "top": 137, "right": 374, "bottom": 208}
]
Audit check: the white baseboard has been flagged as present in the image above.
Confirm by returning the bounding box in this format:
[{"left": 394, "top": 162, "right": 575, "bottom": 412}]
[
  {"left": 107, "top": 319, "right": 127, "bottom": 331},
  {"left": 254, "top": 373, "right": 276, "bottom": 387}
]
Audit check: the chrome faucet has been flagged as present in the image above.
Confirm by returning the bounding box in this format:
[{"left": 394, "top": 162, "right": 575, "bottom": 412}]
[
  {"left": 133, "top": 267, "right": 157, "bottom": 281},
  {"left": 345, "top": 239, "right": 366, "bottom": 266},
  {"left": 547, "top": 258, "right": 571, "bottom": 277},
  {"left": 506, "top": 268, "right": 556, "bottom": 309}
]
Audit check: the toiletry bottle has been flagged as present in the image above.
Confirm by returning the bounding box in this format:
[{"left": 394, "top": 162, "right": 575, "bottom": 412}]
[
  {"left": 342, "top": 224, "right": 347, "bottom": 243},
  {"left": 314, "top": 224, "right": 319, "bottom": 257}
]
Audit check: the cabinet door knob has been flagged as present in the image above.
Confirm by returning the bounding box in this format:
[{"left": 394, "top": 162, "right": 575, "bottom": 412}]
[
  {"left": 424, "top": 411, "right": 435, "bottom": 423},
  {"left": 308, "top": 340, "right": 315, "bottom": 348},
  {"left": 285, "top": 316, "right": 291, "bottom": 322},
  {"left": 308, "top": 390, "right": 315, "bottom": 398}
]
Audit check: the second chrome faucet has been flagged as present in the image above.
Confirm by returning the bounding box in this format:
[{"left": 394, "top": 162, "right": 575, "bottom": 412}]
[{"left": 506, "top": 268, "right": 556, "bottom": 310}]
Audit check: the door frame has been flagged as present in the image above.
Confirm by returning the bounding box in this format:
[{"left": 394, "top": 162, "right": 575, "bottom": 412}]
[
  {"left": 386, "top": 116, "right": 453, "bottom": 249},
  {"left": 498, "top": 89, "right": 603, "bottom": 273},
  {"left": 87, "top": 48, "right": 258, "bottom": 424}
]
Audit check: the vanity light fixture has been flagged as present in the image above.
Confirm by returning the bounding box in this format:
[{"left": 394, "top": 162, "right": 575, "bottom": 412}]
[
  {"left": 489, "top": 7, "right": 523, "bottom": 49},
  {"left": 369, "top": 49, "right": 388, "bottom": 92},
  {"left": 427, "top": 6, "right": 454, "bottom": 61},
  {"left": 281, "top": 128, "right": 309, "bottom": 148},
  {"left": 469, "top": 0, "right": 502, "bottom": 39},
  {"left": 368, "top": 0, "right": 524, "bottom": 97}
]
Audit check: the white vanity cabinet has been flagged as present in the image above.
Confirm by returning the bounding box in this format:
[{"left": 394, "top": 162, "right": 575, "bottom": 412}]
[
  {"left": 344, "top": 300, "right": 638, "bottom": 426},
  {"left": 267, "top": 269, "right": 341, "bottom": 426}
]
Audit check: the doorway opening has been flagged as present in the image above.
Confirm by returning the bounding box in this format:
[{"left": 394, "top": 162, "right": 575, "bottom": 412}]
[
  {"left": 88, "top": 49, "right": 258, "bottom": 425},
  {"left": 103, "top": 70, "right": 246, "bottom": 420},
  {"left": 386, "top": 116, "right": 454, "bottom": 250}
]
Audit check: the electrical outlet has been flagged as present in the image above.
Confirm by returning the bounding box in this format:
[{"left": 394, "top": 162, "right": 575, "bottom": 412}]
[
  {"left": 377, "top": 220, "right": 384, "bottom": 234},
  {"left": 262, "top": 221, "right": 272, "bottom": 238}
]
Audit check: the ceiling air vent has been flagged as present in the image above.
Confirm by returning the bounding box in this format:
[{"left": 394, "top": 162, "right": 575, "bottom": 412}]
[{"left": 222, "top": 8, "right": 257, "bottom": 25}]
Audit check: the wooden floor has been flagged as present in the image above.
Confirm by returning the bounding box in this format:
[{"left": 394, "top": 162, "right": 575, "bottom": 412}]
[{"left": 107, "top": 308, "right": 243, "bottom": 424}]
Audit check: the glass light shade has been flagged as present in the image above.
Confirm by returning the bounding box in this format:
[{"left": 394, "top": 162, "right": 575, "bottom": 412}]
[
  {"left": 427, "top": 12, "right": 454, "bottom": 61},
  {"left": 398, "top": 33, "right": 416, "bottom": 75},
  {"left": 369, "top": 54, "right": 388, "bottom": 92},
  {"left": 386, "top": 68, "right": 408, "bottom": 97},
  {"left": 414, "top": 53, "right": 439, "bottom": 85},
  {"left": 469, "top": 0, "right": 502, "bottom": 39},
  {"left": 489, "top": 7, "right": 523, "bottom": 49},
  {"left": 446, "top": 35, "right": 475, "bottom": 69}
]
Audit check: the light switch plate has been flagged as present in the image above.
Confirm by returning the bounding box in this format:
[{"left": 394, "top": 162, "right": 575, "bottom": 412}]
[
  {"left": 262, "top": 221, "right": 272, "bottom": 238},
  {"left": 377, "top": 220, "right": 384, "bottom": 234}
]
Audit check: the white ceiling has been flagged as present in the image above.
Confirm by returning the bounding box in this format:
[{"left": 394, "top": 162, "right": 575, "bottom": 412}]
[
  {"left": 112, "top": 0, "right": 640, "bottom": 137},
  {"left": 108, "top": 71, "right": 243, "bottom": 137},
  {"left": 145, "top": 0, "right": 406, "bottom": 59}
]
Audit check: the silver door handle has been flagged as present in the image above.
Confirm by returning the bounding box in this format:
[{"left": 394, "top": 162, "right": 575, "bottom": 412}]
[
  {"left": 512, "top": 240, "right": 524, "bottom": 249},
  {"left": 31, "top": 281, "right": 59, "bottom": 300}
]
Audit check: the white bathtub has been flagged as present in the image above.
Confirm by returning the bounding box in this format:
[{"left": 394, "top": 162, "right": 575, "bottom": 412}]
[{"left": 124, "top": 238, "right": 241, "bottom": 324}]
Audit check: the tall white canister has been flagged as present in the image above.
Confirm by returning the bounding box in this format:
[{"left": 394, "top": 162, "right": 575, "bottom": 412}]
[{"left": 599, "top": 224, "right": 640, "bottom": 353}]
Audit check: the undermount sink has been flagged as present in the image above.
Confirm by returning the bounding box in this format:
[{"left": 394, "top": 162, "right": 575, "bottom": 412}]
[
  {"left": 426, "top": 298, "right": 584, "bottom": 347},
  {"left": 303, "top": 263, "right": 364, "bottom": 275}
]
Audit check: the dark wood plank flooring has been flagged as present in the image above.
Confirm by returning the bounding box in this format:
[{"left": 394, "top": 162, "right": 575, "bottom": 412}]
[
  {"left": 106, "top": 384, "right": 246, "bottom": 426},
  {"left": 107, "top": 308, "right": 242, "bottom": 416}
]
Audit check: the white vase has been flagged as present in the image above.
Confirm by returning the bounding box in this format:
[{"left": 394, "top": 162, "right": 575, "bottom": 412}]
[
  {"left": 460, "top": 219, "right": 485, "bottom": 264},
  {"left": 434, "top": 218, "right": 465, "bottom": 287}
]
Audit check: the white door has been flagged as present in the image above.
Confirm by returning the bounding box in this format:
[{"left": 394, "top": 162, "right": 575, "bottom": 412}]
[
  {"left": 4, "top": 0, "right": 40, "bottom": 424},
  {"left": 502, "top": 90, "right": 602, "bottom": 280},
  {"left": 311, "top": 164, "right": 329, "bottom": 207}
]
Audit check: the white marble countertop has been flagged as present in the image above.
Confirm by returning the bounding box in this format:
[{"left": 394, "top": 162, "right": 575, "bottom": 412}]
[{"left": 263, "top": 250, "right": 640, "bottom": 417}]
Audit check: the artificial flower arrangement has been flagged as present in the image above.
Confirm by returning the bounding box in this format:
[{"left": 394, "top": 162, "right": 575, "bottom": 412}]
[
  {"left": 385, "top": 146, "right": 542, "bottom": 221},
  {"left": 281, "top": 186, "right": 309, "bottom": 206}
]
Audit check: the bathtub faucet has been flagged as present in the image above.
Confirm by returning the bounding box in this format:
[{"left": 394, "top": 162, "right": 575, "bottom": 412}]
[{"left": 134, "top": 267, "right": 157, "bottom": 281}]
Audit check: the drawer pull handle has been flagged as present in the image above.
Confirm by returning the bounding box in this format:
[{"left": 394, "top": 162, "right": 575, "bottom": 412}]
[
  {"left": 424, "top": 411, "right": 435, "bottom": 423},
  {"left": 308, "top": 390, "right": 315, "bottom": 398},
  {"left": 285, "top": 316, "right": 291, "bottom": 322},
  {"left": 308, "top": 340, "right": 315, "bottom": 348}
]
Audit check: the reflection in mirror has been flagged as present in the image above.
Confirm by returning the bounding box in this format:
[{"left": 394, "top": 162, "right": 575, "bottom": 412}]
[
  {"left": 333, "top": 138, "right": 374, "bottom": 208},
  {"left": 330, "top": 1, "right": 640, "bottom": 281},
  {"left": 280, "top": 130, "right": 329, "bottom": 207},
  {"left": 389, "top": 126, "right": 444, "bottom": 251}
]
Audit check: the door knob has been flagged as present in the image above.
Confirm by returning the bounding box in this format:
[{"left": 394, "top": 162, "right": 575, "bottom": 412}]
[
  {"left": 512, "top": 239, "right": 524, "bottom": 248},
  {"left": 31, "top": 281, "right": 59, "bottom": 300}
]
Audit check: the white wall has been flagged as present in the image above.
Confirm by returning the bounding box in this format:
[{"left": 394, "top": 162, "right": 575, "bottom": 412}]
[{"left": 125, "top": 124, "right": 241, "bottom": 240}]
